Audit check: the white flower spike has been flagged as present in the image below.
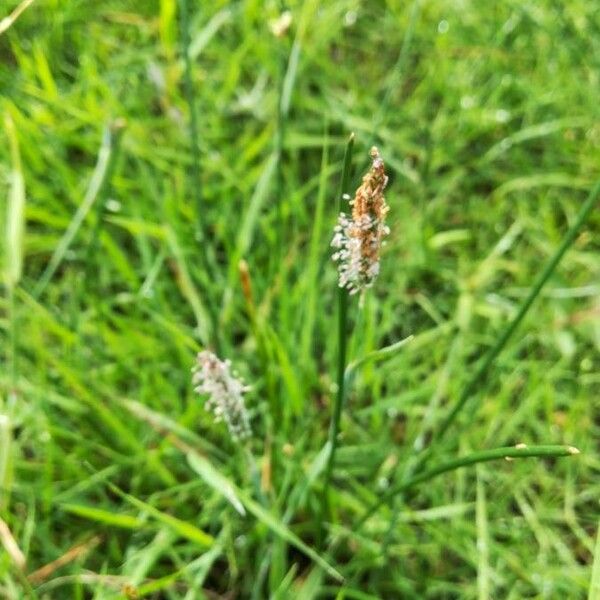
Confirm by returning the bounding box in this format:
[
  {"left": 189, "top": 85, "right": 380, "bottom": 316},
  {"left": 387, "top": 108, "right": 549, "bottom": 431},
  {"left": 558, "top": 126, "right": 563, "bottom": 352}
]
[
  {"left": 192, "top": 351, "right": 251, "bottom": 441},
  {"left": 331, "top": 146, "right": 390, "bottom": 295}
]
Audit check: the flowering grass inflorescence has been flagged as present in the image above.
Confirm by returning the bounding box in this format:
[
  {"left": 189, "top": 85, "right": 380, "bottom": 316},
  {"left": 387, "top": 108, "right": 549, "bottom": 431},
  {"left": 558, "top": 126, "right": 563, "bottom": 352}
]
[
  {"left": 331, "top": 146, "right": 390, "bottom": 295},
  {"left": 192, "top": 350, "right": 251, "bottom": 441}
]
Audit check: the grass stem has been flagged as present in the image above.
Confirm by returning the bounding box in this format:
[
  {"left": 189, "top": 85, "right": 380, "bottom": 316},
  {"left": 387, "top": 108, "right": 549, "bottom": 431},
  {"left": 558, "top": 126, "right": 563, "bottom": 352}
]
[
  {"left": 178, "top": 0, "right": 222, "bottom": 352},
  {"left": 178, "top": 0, "right": 202, "bottom": 230},
  {"left": 322, "top": 132, "right": 354, "bottom": 518}
]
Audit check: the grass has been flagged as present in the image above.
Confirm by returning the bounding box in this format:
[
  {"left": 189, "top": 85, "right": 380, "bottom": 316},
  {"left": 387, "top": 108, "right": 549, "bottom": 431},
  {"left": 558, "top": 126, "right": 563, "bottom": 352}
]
[{"left": 1, "top": 0, "right": 600, "bottom": 598}]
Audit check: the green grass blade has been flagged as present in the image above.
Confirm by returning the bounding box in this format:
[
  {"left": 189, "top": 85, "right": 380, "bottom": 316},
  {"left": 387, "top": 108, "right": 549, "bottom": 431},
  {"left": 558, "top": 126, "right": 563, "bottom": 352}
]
[
  {"left": 476, "top": 467, "right": 491, "bottom": 600},
  {"left": 300, "top": 129, "right": 330, "bottom": 364},
  {"left": 33, "top": 119, "right": 126, "bottom": 298},
  {"left": 186, "top": 451, "right": 246, "bottom": 516},
  {"left": 166, "top": 227, "right": 211, "bottom": 344},
  {"left": 61, "top": 504, "right": 143, "bottom": 529},
  {"left": 110, "top": 484, "right": 214, "bottom": 548}
]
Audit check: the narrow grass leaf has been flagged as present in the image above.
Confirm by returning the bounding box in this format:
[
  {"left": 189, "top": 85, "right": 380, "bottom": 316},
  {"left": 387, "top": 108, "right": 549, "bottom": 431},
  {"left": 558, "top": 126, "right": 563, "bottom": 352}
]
[
  {"left": 61, "top": 504, "right": 143, "bottom": 529},
  {"left": 0, "top": 516, "right": 25, "bottom": 569},
  {"left": 300, "top": 132, "right": 329, "bottom": 363},
  {"left": 294, "top": 567, "right": 323, "bottom": 600},
  {"left": 111, "top": 486, "right": 214, "bottom": 548},
  {"left": 236, "top": 153, "right": 277, "bottom": 258},
  {"left": 188, "top": 7, "right": 232, "bottom": 59},
  {"left": 166, "top": 227, "right": 210, "bottom": 344},
  {"left": 285, "top": 441, "right": 331, "bottom": 520}
]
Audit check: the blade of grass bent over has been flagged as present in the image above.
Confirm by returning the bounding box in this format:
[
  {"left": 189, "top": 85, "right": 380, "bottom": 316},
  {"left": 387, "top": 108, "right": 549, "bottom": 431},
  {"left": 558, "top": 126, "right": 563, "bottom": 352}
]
[{"left": 357, "top": 445, "right": 580, "bottom": 528}]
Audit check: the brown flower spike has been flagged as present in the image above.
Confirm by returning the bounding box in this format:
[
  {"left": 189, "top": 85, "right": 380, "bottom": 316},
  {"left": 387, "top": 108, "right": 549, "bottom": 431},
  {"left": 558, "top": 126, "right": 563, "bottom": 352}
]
[{"left": 331, "top": 147, "right": 390, "bottom": 294}]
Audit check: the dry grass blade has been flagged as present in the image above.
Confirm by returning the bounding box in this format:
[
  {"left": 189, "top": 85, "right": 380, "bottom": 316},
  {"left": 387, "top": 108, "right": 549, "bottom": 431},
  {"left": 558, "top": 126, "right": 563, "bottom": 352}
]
[
  {"left": 0, "top": 516, "right": 25, "bottom": 569},
  {"left": 27, "top": 535, "right": 101, "bottom": 584},
  {"left": 0, "top": 0, "right": 35, "bottom": 36}
]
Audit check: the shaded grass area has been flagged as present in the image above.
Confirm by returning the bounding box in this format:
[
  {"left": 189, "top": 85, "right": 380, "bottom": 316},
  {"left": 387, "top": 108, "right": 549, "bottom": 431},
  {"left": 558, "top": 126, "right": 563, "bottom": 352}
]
[{"left": 1, "top": 0, "right": 599, "bottom": 597}]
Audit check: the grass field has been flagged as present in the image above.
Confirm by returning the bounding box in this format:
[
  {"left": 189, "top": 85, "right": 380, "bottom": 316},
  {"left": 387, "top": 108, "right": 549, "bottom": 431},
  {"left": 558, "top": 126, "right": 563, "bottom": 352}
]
[{"left": 1, "top": 0, "right": 600, "bottom": 598}]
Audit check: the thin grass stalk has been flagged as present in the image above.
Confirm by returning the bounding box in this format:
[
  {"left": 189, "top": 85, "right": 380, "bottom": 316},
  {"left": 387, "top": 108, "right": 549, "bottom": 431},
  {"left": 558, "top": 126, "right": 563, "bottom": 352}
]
[
  {"left": 178, "top": 0, "right": 222, "bottom": 352},
  {"left": 356, "top": 445, "right": 580, "bottom": 529},
  {"left": 432, "top": 178, "right": 600, "bottom": 448},
  {"left": 300, "top": 126, "right": 330, "bottom": 367},
  {"left": 372, "top": 0, "right": 421, "bottom": 137},
  {"left": 2, "top": 112, "right": 25, "bottom": 511},
  {"left": 83, "top": 119, "right": 126, "bottom": 305},
  {"left": 322, "top": 133, "right": 354, "bottom": 517},
  {"left": 274, "top": 31, "right": 286, "bottom": 276},
  {"left": 178, "top": 0, "right": 202, "bottom": 227}
]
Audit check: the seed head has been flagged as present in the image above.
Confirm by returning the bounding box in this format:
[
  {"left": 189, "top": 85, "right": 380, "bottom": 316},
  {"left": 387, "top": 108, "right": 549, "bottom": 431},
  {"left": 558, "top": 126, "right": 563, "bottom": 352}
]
[
  {"left": 192, "top": 351, "right": 251, "bottom": 441},
  {"left": 331, "top": 146, "right": 390, "bottom": 294}
]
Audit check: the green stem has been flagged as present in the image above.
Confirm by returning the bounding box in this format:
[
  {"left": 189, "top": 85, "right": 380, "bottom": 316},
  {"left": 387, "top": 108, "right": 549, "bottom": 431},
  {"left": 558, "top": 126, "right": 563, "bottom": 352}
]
[
  {"left": 274, "top": 35, "right": 286, "bottom": 276},
  {"left": 357, "top": 445, "right": 580, "bottom": 529},
  {"left": 322, "top": 133, "right": 355, "bottom": 517}
]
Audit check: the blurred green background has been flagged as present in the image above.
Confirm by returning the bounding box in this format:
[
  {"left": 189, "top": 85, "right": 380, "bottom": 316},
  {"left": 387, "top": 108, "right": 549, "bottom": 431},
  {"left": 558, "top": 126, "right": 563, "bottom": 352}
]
[{"left": 1, "top": 0, "right": 599, "bottom": 598}]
